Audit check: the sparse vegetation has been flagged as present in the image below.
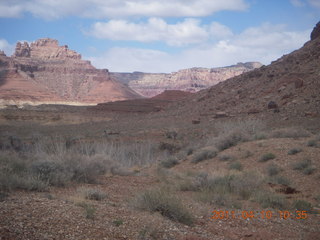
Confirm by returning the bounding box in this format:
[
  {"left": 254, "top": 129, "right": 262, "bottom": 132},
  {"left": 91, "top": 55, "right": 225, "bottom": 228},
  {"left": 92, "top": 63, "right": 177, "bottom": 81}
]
[
  {"left": 292, "top": 159, "right": 311, "bottom": 171},
  {"left": 288, "top": 148, "right": 302, "bottom": 155},
  {"left": 219, "top": 154, "right": 234, "bottom": 161},
  {"left": 133, "top": 187, "right": 194, "bottom": 225},
  {"left": 302, "top": 167, "right": 316, "bottom": 175},
  {"left": 292, "top": 200, "right": 313, "bottom": 212},
  {"left": 259, "top": 153, "right": 276, "bottom": 162},
  {"left": 112, "top": 219, "right": 124, "bottom": 227},
  {"left": 77, "top": 202, "right": 96, "bottom": 219},
  {"left": 160, "top": 158, "right": 179, "bottom": 168},
  {"left": 229, "top": 161, "right": 243, "bottom": 171},
  {"left": 215, "top": 132, "right": 247, "bottom": 151},
  {"left": 81, "top": 188, "right": 107, "bottom": 201},
  {"left": 267, "top": 164, "right": 281, "bottom": 176},
  {"left": 270, "top": 128, "right": 310, "bottom": 139},
  {"left": 191, "top": 148, "right": 217, "bottom": 163},
  {"left": 254, "top": 191, "right": 287, "bottom": 209},
  {"left": 307, "top": 140, "right": 318, "bottom": 147},
  {"left": 268, "top": 175, "right": 291, "bottom": 186}
]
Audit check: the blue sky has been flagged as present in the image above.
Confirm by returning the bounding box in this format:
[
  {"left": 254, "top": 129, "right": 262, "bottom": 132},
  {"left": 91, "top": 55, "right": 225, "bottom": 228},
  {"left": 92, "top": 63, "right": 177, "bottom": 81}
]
[{"left": 0, "top": 0, "right": 319, "bottom": 73}]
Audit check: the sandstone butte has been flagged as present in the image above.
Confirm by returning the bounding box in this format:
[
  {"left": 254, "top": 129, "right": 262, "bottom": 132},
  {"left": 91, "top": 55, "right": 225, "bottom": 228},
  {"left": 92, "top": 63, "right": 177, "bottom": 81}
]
[
  {"left": 111, "top": 62, "right": 262, "bottom": 97},
  {"left": 0, "top": 38, "right": 141, "bottom": 106}
]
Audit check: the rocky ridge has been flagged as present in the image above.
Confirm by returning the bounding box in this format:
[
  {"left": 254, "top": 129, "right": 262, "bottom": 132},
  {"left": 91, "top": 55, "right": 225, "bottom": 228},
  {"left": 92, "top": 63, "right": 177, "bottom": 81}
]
[
  {"left": 111, "top": 62, "right": 262, "bottom": 97},
  {"left": 0, "top": 38, "right": 141, "bottom": 106}
]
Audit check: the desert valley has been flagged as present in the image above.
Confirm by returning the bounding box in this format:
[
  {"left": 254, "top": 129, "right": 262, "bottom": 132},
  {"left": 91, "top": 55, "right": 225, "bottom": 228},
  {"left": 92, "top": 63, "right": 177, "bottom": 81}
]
[{"left": 0, "top": 15, "right": 320, "bottom": 240}]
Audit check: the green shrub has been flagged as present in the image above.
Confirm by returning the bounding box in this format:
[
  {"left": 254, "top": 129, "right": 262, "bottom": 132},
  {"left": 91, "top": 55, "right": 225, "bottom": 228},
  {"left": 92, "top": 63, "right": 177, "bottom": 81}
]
[
  {"left": 229, "top": 162, "right": 243, "bottom": 171},
  {"left": 254, "top": 191, "right": 287, "bottom": 209},
  {"left": 191, "top": 149, "right": 217, "bottom": 163},
  {"left": 77, "top": 202, "right": 96, "bottom": 219},
  {"left": 288, "top": 148, "right": 302, "bottom": 155},
  {"left": 302, "top": 167, "right": 316, "bottom": 175},
  {"left": 216, "top": 132, "right": 247, "bottom": 151},
  {"left": 270, "top": 128, "right": 310, "bottom": 138},
  {"left": 292, "top": 159, "right": 311, "bottom": 170},
  {"left": 307, "top": 140, "right": 318, "bottom": 147},
  {"left": 259, "top": 153, "right": 276, "bottom": 162},
  {"left": 160, "top": 158, "right": 179, "bottom": 168},
  {"left": 292, "top": 200, "right": 313, "bottom": 211},
  {"left": 268, "top": 175, "right": 291, "bottom": 186},
  {"left": 267, "top": 164, "right": 281, "bottom": 176},
  {"left": 134, "top": 188, "right": 194, "bottom": 225},
  {"left": 113, "top": 219, "right": 124, "bottom": 227},
  {"left": 82, "top": 188, "right": 107, "bottom": 201},
  {"left": 219, "top": 155, "right": 234, "bottom": 162}
]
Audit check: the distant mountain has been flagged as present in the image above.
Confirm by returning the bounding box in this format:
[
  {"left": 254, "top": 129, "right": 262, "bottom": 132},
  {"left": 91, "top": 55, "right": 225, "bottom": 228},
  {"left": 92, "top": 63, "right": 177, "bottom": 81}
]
[
  {"left": 110, "top": 62, "right": 262, "bottom": 97},
  {"left": 0, "top": 38, "right": 141, "bottom": 106}
]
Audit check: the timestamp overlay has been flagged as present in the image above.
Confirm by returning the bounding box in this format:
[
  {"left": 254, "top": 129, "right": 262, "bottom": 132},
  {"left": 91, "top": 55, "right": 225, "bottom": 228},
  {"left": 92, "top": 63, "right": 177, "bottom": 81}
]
[{"left": 210, "top": 210, "right": 309, "bottom": 220}]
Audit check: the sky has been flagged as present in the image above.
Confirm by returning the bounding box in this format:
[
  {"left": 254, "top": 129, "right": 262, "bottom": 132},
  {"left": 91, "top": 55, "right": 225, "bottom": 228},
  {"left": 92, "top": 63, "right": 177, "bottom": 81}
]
[{"left": 0, "top": 0, "right": 319, "bottom": 73}]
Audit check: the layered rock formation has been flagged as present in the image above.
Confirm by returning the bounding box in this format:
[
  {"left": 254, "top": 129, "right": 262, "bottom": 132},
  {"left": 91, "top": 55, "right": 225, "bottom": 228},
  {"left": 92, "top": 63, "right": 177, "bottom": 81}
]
[
  {"left": 111, "top": 62, "right": 262, "bottom": 97},
  {"left": 0, "top": 38, "right": 141, "bottom": 106}
]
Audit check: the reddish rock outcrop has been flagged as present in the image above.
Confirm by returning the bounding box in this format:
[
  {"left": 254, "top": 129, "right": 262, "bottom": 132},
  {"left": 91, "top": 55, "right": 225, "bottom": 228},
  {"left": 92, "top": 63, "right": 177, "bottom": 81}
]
[
  {"left": 111, "top": 62, "right": 262, "bottom": 97},
  {"left": 0, "top": 38, "right": 141, "bottom": 105}
]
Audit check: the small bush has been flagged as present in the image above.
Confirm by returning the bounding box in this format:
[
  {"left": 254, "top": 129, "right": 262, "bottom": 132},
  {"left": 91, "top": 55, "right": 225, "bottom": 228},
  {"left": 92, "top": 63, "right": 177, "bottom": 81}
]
[
  {"left": 186, "top": 148, "right": 193, "bottom": 156},
  {"left": 307, "top": 140, "right": 318, "bottom": 147},
  {"left": 267, "top": 164, "right": 281, "bottom": 176},
  {"left": 134, "top": 188, "right": 194, "bottom": 225},
  {"left": 219, "top": 155, "right": 234, "bottom": 162},
  {"left": 269, "top": 175, "right": 291, "bottom": 186},
  {"left": 259, "top": 153, "right": 276, "bottom": 162},
  {"left": 159, "top": 142, "right": 180, "bottom": 153},
  {"left": 270, "top": 128, "right": 310, "bottom": 138},
  {"left": 82, "top": 188, "right": 107, "bottom": 201},
  {"left": 191, "top": 149, "right": 217, "bottom": 163},
  {"left": 288, "top": 148, "right": 302, "bottom": 155},
  {"left": 113, "top": 219, "right": 124, "bottom": 227},
  {"left": 77, "top": 202, "right": 96, "bottom": 219},
  {"left": 292, "top": 159, "right": 311, "bottom": 170},
  {"left": 229, "top": 162, "right": 243, "bottom": 171},
  {"left": 302, "top": 167, "right": 316, "bottom": 175},
  {"left": 160, "top": 158, "right": 179, "bottom": 168},
  {"left": 292, "top": 200, "right": 313, "bottom": 211},
  {"left": 254, "top": 191, "right": 287, "bottom": 209},
  {"left": 216, "top": 132, "right": 247, "bottom": 151}
]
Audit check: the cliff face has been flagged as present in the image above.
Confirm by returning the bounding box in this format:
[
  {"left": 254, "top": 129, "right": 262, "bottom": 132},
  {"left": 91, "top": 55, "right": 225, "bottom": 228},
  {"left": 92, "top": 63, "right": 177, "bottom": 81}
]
[
  {"left": 111, "top": 62, "right": 262, "bottom": 97},
  {"left": 0, "top": 38, "right": 141, "bottom": 105}
]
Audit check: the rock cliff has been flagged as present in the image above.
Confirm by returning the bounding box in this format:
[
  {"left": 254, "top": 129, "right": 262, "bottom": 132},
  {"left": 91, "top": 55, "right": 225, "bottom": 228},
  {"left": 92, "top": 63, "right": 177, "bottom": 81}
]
[
  {"left": 0, "top": 38, "right": 141, "bottom": 106},
  {"left": 111, "top": 62, "right": 262, "bottom": 97}
]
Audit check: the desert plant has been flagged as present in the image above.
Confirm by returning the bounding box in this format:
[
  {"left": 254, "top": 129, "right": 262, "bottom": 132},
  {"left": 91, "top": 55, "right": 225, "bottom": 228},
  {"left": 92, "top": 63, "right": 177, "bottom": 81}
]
[
  {"left": 112, "top": 219, "right": 124, "bottom": 227},
  {"left": 215, "top": 132, "right": 247, "bottom": 151},
  {"left": 292, "top": 200, "right": 313, "bottom": 211},
  {"left": 292, "top": 159, "right": 311, "bottom": 171},
  {"left": 191, "top": 148, "right": 217, "bottom": 163},
  {"left": 267, "top": 164, "right": 281, "bottom": 176},
  {"left": 219, "top": 154, "right": 234, "bottom": 161},
  {"left": 259, "top": 153, "right": 276, "bottom": 162},
  {"left": 254, "top": 191, "right": 287, "bottom": 209},
  {"left": 77, "top": 202, "right": 96, "bottom": 219},
  {"left": 270, "top": 128, "right": 310, "bottom": 139},
  {"left": 268, "top": 175, "right": 291, "bottom": 186},
  {"left": 160, "top": 158, "right": 179, "bottom": 168},
  {"left": 288, "top": 148, "right": 302, "bottom": 155},
  {"left": 302, "top": 167, "right": 316, "bottom": 175},
  {"left": 307, "top": 140, "right": 318, "bottom": 147},
  {"left": 81, "top": 188, "right": 107, "bottom": 201},
  {"left": 133, "top": 187, "right": 194, "bottom": 225},
  {"left": 229, "top": 161, "right": 243, "bottom": 171}
]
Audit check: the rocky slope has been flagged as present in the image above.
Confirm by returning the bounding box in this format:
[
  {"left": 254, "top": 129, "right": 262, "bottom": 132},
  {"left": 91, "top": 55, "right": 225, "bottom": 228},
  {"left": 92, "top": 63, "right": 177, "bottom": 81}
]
[
  {"left": 111, "top": 62, "right": 262, "bottom": 97},
  {"left": 0, "top": 38, "right": 141, "bottom": 106},
  {"left": 167, "top": 22, "right": 320, "bottom": 128}
]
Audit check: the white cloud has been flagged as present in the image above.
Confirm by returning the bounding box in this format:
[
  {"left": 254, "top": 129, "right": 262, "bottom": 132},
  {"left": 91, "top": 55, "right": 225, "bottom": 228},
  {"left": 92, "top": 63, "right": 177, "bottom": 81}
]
[
  {"left": 0, "top": 39, "right": 14, "bottom": 56},
  {"left": 88, "top": 23, "right": 310, "bottom": 73},
  {"left": 90, "top": 18, "right": 209, "bottom": 46},
  {"left": 0, "top": 0, "right": 248, "bottom": 19},
  {"left": 290, "top": 0, "right": 305, "bottom": 7},
  {"left": 308, "top": 0, "right": 320, "bottom": 8}
]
